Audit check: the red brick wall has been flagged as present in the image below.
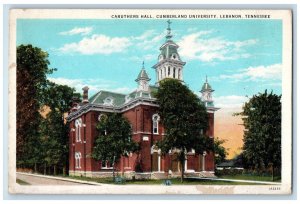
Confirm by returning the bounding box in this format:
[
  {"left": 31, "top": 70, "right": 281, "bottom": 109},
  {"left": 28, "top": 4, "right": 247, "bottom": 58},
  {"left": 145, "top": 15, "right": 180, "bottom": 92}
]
[{"left": 69, "top": 104, "right": 216, "bottom": 174}]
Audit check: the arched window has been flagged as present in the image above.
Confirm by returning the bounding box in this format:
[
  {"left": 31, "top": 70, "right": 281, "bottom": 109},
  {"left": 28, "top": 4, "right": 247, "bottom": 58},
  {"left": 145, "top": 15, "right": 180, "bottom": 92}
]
[
  {"left": 152, "top": 114, "right": 160, "bottom": 134},
  {"left": 75, "top": 152, "right": 81, "bottom": 169},
  {"left": 168, "top": 67, "right": 170, "bottom": 76},
  {"left": 75, "top": 118, "right": 82, "bottom": 142},
  {"left": 173, "top": 67, "right": 176, "bottom": 78}
]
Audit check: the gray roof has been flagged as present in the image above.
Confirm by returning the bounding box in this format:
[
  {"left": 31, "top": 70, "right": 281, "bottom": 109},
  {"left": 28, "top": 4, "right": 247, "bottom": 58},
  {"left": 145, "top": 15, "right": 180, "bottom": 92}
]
[
  {"left": 135, "top": 68, "right": 150, "bottom": 81},
  {"left": 88, "top": 85, "right": 158, "bottom": 107}
]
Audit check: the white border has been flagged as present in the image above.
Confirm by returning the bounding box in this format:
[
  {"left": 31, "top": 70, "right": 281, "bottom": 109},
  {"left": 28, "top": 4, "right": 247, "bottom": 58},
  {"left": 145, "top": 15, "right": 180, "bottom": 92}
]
[{"left": 8, "top": 9, "right": 292, "bottom": 195}]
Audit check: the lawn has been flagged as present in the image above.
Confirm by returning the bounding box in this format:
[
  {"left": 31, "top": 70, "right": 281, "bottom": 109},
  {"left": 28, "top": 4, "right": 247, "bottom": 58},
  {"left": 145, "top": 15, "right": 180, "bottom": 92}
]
[
  {"left": 218, "top": 175, "right": 281, "bottom": 182},
  {"left": 16, "top": 179, "right": 30, "bottom": 185},
  {"left": 67, "top": 176, "right": 263, "bottom": 185}
]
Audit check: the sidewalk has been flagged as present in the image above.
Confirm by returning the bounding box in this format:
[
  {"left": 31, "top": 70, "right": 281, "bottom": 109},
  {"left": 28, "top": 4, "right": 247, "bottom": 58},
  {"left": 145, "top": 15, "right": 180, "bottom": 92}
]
[
  {"left": 188, "top": 177, "right": 281, "bottom": 185},
  {"left": 17, "top": 172, "right": 104, "bottom": 186}
]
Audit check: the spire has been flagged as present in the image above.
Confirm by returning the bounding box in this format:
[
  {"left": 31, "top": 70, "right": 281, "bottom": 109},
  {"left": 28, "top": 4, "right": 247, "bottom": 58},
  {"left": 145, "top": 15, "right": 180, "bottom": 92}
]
[
  {"left": 135, "top": 61, "right": 150, "bottom": 82},
  {"left": 201, "top": 76, "right": 214, "bottom": 93},
  {"left": 165, "top": 20, "right": 173, "bottom": 40}
]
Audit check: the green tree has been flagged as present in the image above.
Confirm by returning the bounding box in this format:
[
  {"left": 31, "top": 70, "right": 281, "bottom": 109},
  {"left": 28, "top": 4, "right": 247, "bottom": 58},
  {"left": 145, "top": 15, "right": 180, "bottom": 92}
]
[
  {"left": 155, "top": 79, "right": 213, "bottom": 182},
  {"left": 214, "top": 138, "right": 228, "bottom": 165},
  {"left": 92, "top": 113, "right": 139, "bottom": 181},
  {"left": 16, "top": 44, "right": 54, "bottom": 167},
  {"left": 239, "top": 90, "right": 281, "bottom": 179},
  {"left": 40, "top": 83, "right": 76, "bottom": 175}
]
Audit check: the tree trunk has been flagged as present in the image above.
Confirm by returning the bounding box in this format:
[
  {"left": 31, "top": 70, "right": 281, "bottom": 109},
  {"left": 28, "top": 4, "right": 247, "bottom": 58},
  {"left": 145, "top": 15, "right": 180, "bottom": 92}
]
[
  {"left": 34, "top": 162, "right": 37, "bottom": 173},
  {"left": 179, "top": 151, "right": 185, "bottom": 183},
  {"left": 272, "top": 164, "right": 274, "bottom": 182},
  {"left": 63, "top": 166, "right": 66, "bottom": 177},
  {"left": 54, "top": 165, "right": 57, "bottom": 175},
  {"left": 112, "top": 156, "right": 116, "bottom": 182},
  {"left": 44, "top": 164, "right": 46, "bottom": 175}
]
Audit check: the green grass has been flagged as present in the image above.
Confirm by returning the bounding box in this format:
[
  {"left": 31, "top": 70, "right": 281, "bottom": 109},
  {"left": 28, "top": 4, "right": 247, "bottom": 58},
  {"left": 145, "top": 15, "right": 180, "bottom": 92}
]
[
  {"left": 16, "top": 179, "right": 30, "bottom": 185},
  {"left": 219, "top": 175, "right": 281, "bottom": 182},
  {"left": 67, "top": 176, "right": 262, "bottom": 185}
]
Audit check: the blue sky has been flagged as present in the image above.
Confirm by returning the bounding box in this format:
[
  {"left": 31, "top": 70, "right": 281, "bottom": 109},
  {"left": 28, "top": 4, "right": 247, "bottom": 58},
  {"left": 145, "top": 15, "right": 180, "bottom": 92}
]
[{"left": 17, "top": 19, "right": 282, "bottom": 111}]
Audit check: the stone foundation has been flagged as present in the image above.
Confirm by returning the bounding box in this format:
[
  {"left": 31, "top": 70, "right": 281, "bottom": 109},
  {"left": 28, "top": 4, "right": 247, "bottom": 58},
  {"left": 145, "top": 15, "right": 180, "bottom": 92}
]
[{"left": 69, "top": 170, "right": 215, "bottom": 179}]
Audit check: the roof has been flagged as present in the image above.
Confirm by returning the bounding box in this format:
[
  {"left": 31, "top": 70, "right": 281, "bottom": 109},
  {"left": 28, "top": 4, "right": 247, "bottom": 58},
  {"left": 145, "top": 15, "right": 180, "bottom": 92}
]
[
  {"left": 135, "top": 68, "right": 150, "bottom": 81},
  {"left": 88, "top": 85, "right": 158, "bottom": 107},
  {"left": 160, "top": 41, "right": 180, "bottom": 60},
  {"left": 89, "top": 91, "right": 126, "bottom": 106},
  {"left": 201, "top": 82, "right": 213, "bottom": 92}
]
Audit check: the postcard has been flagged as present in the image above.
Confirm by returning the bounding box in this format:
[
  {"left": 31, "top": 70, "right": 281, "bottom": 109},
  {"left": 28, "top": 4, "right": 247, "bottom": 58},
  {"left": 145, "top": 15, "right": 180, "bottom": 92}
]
[{"left": 8, "top": 9, "right": 292, "bottom": 194}]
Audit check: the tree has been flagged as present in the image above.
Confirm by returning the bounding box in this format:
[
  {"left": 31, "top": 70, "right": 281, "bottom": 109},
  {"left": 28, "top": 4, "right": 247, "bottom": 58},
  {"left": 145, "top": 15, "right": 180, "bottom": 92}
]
[
  {"left": 239, "top": 90, "right": 281, "bottom": 178},
  {"left": 214, "top": 138, "right": 228, "bottom": 165},
  {"left": 155, "top": 79, "right": 213, "bottom": 182},
  {"left": 16, "top": 44, "right": 54, "bottom": 167},
  {"left": 40, "top": 83, "right": 76, "bottom": 175},
  {"left": 92, "top": 113, "right": 139, "bottom": 181}
]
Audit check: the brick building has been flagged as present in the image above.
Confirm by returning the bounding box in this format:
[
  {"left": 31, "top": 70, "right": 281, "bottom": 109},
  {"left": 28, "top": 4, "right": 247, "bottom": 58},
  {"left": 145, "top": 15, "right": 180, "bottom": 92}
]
[{"left": 66, "top": 22, "right": 219, "bottom": 178}]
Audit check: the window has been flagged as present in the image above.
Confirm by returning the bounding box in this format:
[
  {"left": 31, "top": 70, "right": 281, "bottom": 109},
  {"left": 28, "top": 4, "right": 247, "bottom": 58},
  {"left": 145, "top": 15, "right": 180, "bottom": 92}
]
[
  {"left": 75, "top": 118, "right": 82, "bottom": 142},
  {"left": 152, "top": 114, "right": 160, "bottom": 134},
  {"left": 178, "top": 69, "right": 181, "bottom": 79},
  {"left": 173, "top": 68, "right": 176, "bottom": 78},
  {"left": 75, "top": 152, "right": 81, "bottom": 169},
  {"left": 101, "top": 160, "right": 113, "bottom": 169},
  {"left": 103, "top": 97, "right": 114, "bottom": 106},
  {"left": 168, "top": 67, "right": 170, "bottom": 76}
]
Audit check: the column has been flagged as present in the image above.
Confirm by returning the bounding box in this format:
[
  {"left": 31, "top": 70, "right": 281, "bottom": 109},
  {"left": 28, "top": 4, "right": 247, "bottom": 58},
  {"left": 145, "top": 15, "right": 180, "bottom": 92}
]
[
  {"left": 202, "top": 152, "right": 207, "bottom": 171},
  {"left": 158, "top": 154, "right": 161, "bottom": 172},
  {"left": 175, "top": 67, "right": 178, "bottom": 79}
]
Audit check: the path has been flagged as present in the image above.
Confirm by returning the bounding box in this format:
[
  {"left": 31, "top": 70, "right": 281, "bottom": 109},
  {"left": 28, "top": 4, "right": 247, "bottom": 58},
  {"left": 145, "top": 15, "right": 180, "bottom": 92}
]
[{"left": 16, "top": 172, "right": 102, "bottom": 185}]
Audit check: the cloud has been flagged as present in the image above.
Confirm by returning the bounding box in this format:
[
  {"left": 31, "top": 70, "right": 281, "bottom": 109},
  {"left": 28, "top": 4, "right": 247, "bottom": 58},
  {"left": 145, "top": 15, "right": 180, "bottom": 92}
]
[
  {"left": 178, "top": 31, "right": 257, "bottom": 62},
  {"left": 128, "top": 54, "right": 156, "bottom": 63},
  {"left": 48, "top": 77, "right": 134, "bottom": 95},
  {"left": 135, "top": 30, "right": 165, "bottom": 50},
  {"left": 218, "top": 63, "right": 282, "bottom": 82},
  {"left": 214, "top": 95, "right": 248, "bottom": 109},
  {"left": 59, "top": 27, "right": 93, "bottom": 36},
  {"left": 58, "top": 34, "right": 132, "bottom": 55}
]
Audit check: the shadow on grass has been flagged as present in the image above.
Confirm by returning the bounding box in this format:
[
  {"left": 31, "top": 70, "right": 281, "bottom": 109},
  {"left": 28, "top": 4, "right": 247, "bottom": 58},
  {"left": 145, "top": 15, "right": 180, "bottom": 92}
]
[{"left": 16, "top": 179, "right": 31, "bottom": 185}]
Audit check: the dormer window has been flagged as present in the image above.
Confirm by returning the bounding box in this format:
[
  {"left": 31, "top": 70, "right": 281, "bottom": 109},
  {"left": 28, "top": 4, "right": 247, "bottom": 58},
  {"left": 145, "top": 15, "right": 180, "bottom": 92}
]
[
  {"left": 125, "top": 95, "right": 132, "bottom": 103},
  {"left": 172, "top": 54, "right": 178, "bottom": 60},
  {"left": 103, "top": 97, "right": 114, "bottom": 106},
  {"left": 159, "top": 54, "right": 164, "bottom": 61}
]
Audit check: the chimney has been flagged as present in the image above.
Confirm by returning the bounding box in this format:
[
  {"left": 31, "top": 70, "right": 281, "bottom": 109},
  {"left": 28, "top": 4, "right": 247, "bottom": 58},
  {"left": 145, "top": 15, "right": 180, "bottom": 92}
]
[
  {"left": 82, "top": 86, "right": 89, "bottom": 104},
  {"left": 71, "top": 96, "right": 81, "bottom": 112}
]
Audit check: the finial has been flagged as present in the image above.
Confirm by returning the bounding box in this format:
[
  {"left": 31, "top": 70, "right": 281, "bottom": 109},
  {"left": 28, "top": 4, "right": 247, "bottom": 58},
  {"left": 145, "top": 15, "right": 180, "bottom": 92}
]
[
  {"left": 206, "top": 75, "right": 208, "bottom": 83},
  {"left": 142, "top": 61, "right": 145, "bottom": 69},
  {"left": 166, "top": 20, "right": 173, "bottom": 40}
]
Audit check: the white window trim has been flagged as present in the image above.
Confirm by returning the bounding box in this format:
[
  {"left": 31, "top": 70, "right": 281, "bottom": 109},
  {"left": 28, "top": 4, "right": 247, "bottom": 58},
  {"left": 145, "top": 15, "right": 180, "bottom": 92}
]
[
  {"left": 75, "top": 118, "right": 82, "bottom": 142},
  {"left": 152, "top": 114, "right": 160, "bottom": 135},
  {"left": 75, "top": 152, "right": 81, "bottom": 169},
  {"left": 103, "top": 96, "right": 114, "bottom": 106},
  {"left": 101, "top": 160, "right": 113, "bottom": 169}
]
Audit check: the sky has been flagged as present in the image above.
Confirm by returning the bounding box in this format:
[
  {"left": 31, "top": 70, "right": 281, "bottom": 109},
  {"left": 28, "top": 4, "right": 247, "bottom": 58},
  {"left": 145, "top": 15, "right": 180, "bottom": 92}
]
[{"left": 17, "top": 19, "right": 282, "bottom": 158}]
